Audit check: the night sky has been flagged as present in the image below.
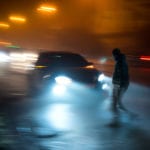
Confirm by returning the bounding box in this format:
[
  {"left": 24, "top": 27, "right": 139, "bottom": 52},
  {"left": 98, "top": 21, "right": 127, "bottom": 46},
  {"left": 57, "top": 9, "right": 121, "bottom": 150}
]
[{"left": 0, "top": 0, "right": 150, "bottom": 56}]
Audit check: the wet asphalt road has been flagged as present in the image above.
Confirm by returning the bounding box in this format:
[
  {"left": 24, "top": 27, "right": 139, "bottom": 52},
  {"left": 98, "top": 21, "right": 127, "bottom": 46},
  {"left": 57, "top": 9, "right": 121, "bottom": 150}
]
[{"left": 0, "top": 67, "right": 150, "bottom": 150}]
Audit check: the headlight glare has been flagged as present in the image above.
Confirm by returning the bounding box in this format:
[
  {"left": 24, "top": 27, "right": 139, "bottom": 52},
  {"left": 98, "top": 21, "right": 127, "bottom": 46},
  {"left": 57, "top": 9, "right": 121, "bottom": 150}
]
[
  {"left": 55, "top": 76, "right": 72, "bottom": 85},
  {"left": 98, "top": 73, "right": 105, "bottom": 82}
]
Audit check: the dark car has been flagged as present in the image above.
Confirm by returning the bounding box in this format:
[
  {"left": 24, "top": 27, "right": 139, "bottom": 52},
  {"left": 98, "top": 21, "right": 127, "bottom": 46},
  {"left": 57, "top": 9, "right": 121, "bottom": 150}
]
[{"left": 28, "top": 51, "right": 105, "bottom": 96}]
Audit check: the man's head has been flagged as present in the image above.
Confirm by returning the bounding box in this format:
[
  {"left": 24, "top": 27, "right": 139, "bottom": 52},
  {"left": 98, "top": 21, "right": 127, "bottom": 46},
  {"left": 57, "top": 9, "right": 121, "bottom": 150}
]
[
  {"left": 112, "top": 48, "right": 121, "bottom": 61},
  {"left": 112, "top": 48, "right": 121, "bottom": 56}
]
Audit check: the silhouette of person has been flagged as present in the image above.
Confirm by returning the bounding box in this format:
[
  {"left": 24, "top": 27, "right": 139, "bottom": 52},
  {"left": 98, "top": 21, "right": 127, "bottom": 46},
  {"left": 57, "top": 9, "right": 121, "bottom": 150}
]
[{"left": 111, "top": 48, "right": 129, "bottom": 113}]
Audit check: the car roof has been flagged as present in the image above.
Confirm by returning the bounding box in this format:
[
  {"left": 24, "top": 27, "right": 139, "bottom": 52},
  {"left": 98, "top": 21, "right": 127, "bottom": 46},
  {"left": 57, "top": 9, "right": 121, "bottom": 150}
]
[{"left": 38, "top": 51, "right": 82, "bottom": 56}]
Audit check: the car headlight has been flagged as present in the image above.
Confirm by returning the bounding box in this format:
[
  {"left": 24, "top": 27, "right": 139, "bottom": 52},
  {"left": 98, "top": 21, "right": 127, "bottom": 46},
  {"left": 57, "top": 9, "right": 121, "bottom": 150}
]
[
  {"left": 98, "top": 73, "right": 105, "bottom": 82},
  {"left": 55, "top": 76, "right": 72, "bottom": 85}
]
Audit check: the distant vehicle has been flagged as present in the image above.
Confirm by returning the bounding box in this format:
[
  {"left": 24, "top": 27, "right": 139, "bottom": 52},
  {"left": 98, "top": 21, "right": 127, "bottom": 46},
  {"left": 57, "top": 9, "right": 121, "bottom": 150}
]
[{"left": 28, "top": 51, "right": 105, "bottom": 96}]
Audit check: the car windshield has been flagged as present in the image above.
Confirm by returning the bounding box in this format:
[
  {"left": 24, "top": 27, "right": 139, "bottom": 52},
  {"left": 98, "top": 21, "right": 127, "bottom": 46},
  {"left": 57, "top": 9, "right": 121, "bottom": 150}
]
[{"left": 36, "top": 53, "right": 89, "bottom": 67}]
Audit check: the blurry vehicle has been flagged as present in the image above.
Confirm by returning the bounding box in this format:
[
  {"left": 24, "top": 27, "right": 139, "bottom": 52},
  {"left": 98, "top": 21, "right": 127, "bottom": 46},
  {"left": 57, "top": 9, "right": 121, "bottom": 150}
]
[{"left": 28, "top": 51, "right": 105, "bottom": 96}]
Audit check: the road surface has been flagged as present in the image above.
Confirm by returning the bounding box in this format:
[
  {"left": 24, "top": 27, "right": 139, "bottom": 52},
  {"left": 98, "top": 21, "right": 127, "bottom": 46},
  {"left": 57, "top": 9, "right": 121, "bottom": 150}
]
[{"left": 0, "top": 64, "right": 150, "bottom": 150}]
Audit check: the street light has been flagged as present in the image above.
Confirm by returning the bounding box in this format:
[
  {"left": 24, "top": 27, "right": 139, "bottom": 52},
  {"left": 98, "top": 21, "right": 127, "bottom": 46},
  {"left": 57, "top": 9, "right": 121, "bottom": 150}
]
[
  {"left": 37, "top": 5, "right": 57, "bottom": 13},
  {"left": 0, "top": 41, "right": 12, "bottom": 46},
  {"left": 9, "top": 16, "right": 26, "bottom": 23},
  {"left": 0, "top": 23, "right": 10, "bottom": 29}
]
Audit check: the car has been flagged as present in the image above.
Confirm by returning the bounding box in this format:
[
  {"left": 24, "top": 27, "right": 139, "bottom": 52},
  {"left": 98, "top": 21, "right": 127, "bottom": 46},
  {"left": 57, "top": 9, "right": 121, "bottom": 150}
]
[{"left": 28, "top": 51, "right": 105, "bottom": 96}]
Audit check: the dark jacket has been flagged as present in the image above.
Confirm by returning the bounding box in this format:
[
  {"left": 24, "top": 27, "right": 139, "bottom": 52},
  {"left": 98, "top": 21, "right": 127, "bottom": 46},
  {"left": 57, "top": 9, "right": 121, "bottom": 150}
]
[{"left": 112, "top": 54, "right": 129, "bottom": 87}]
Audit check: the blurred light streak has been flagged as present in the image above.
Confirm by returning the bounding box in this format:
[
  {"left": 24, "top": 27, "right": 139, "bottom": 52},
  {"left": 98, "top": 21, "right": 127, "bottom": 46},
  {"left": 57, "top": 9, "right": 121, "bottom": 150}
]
[
  {"left": 9, "top": 16, "right": 26, "bottom": 22},
  {"left": 140, "top": 56, "right": 150, "bottom": 61},
  {"left": 0, "top": 51, "right": 10, "bottom": 62},
  {"left": 85, "top": 65, "right": 94, "bottom": 69},
  {"left": 6, "top": 45, "right": 20, "bottom": 48},
  {"left": 9, "top": 52, "right": 38, "bottom": 73},
  {"left": 10, "top": 52, "right": 38, "bottom": 60},
  {"left": 0, "top": 41, "right": 12, "bottom": 46},
  {"left": 35, "top": 65, "right": 47, "bottom": 69},
  {"left": 99, "top": 57, "right": 107, "bottom": 64},
  {"left": 0, "top": 23, "right": 10, "bottom": 28},
  {"left": 37, "top": 5, "right": 57, "bottom": 13}
]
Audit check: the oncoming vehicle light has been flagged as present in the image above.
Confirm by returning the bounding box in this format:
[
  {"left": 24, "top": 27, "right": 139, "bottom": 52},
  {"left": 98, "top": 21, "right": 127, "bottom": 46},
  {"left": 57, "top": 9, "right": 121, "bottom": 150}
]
[
  {"left": 55, "top": 76, "right": 72, "bottom": 85},
  {"left": 98, "top": 73, "right": 105, "bottom": 82}
]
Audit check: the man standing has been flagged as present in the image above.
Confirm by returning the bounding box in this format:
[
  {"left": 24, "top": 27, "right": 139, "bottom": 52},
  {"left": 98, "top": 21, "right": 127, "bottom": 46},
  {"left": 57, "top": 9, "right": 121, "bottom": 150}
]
[{"left": 111, "top": 48, "right": 129, "bottom": 113}]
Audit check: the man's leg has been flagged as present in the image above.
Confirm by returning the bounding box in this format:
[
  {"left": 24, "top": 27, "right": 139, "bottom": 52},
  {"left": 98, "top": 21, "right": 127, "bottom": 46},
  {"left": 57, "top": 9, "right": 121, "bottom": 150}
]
[
  {"left": 109, "top": 84, "right": 121, "bottom": 126},
  {"left": 118, "top": 86, "right": 128, "bottom": 111},
  {"left": 112, "top": 84, "right": 120, "bottom": 113}
]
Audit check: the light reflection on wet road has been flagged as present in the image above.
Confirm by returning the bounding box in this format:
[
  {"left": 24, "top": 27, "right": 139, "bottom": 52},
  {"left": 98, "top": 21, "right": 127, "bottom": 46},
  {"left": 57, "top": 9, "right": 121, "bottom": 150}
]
[{"left": 0, "top": 70, "right": 150, "bottom": 150}]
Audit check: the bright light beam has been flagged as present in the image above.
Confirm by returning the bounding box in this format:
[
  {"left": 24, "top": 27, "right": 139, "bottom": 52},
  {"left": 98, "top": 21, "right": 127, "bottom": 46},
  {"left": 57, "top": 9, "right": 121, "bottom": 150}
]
[
  {"left": 37, "top": 6, "right": 57, "bottom": 13},
  {"left": 9, "top": 16, "right": 26, "bottom": 22},
  {"left": 0, "top": 41, "right": 12, "bottom": 46},
  {"left": 0, "top": 23, "right": 10, "bottom": 28}
]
